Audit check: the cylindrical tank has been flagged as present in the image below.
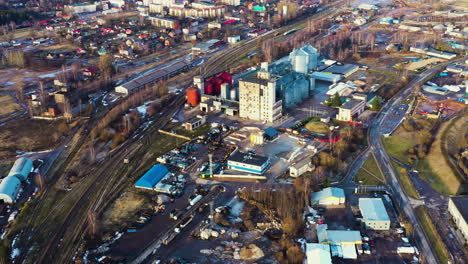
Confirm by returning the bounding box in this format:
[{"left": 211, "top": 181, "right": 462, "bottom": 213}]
[
  {"left": 186, "top": 87, "right": 199, "bottom": 106},
  {"left": 230, "top": 88, "right": 236, "bottom": 101},
  {"left": 293, "top": 54, "right": 308, "bottom": 74},
  {"left": 205, "top": 83, "right": 213, "bottom": 95}
]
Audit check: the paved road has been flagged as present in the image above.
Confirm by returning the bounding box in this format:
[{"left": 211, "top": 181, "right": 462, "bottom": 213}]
[{"left": 366, "top": 59, "right": 466, "bottom": 264}]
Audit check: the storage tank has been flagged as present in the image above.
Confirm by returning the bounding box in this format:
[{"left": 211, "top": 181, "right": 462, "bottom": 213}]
[
  {"left": 292, "top": 51, "right": 308, "bottom": 74},
  {"left": 186, "top": 87, "right": 199, "bottom": 106},
  {"left": 204, "top": 83, "right": 213, "bottom": 95},
  {"left": 220, "top": 83, "right": 229, "bottom": 100},
  {"left": 8, "top": 157, "right": 33, "bottom": 181},
  {"left": 230, "top": 88, "right": 237, "bottom": 101}
]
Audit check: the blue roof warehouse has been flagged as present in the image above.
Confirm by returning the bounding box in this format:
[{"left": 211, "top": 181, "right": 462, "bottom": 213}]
[{"left": 135, "top": 164, "right": 170, "bottom": 190}]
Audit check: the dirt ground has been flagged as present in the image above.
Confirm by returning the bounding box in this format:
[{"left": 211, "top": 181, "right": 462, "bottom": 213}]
[
  {"left": 0, "top": 118, "right": 66, "bottom": 160},
  {"left": 405, "top": 58, "right": 445, "bottom": 71},
  {"left": 102, "top": 190, "right": 152, "bottom": 229},
  {"left": 0, "top": 95, "right": 20, "bottom": 116}
]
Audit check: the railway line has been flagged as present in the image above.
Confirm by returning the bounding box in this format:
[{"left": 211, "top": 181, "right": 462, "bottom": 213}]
[{"left": 20, "top": 95, "right": 186, "bottom": 264}]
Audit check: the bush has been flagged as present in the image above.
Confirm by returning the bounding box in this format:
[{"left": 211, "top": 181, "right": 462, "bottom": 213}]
[{"left": 110, "top": 134, "right": 125, "bottom": 149}]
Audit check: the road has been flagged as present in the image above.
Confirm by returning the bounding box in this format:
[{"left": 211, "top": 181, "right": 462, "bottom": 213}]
[{"left": 362, "top": 59, "right": 466, "bottom": 264}]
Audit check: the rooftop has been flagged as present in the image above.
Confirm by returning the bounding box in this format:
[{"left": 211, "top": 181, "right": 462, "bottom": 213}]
[
  {"left": 241, "top": 74, "right": 270, "bottom": 86},
  {"left": 340, "top": 99, "right": 364, "bottom": 110},
  {"left": 451, "top": 196, "right": 468, "bottom": 223},
  {"left": 135, "top": 164, "right": 169, "bottom": 189},
  {"left": 228, "top": 151, "right": 269, "bottom": 167},
  {"left": 317, "top": 224, "right": 362, "bottom": 244},
  {"left": 359, "top": 198, "right": 390, "bottom": 222},
  {"left": 311, "top": 187, "right": 345, "bottom": 201},
  {"left": 326, "top": 64, "right": 359, "bottom": 75},
  {"left": 306, "top": 243, "right": 332, "bottom": 264}
]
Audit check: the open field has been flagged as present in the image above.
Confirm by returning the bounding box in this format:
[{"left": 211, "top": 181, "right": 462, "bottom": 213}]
[
  {"left": 382, "top": 128, "right": 417, "bottom": 164},
  {"left": 405, "top": 58, "right": 445, "bottom": 71},
  {"left": 391, "top": 161, "right": 420, "bottom": 199},
  {"left": 102, "top": 191, "right": 152, "bottom": 229},
  {"left": 0, "top": 118, "right": 67, "bottom": 159},
  {"left": 0, "top": 95, "right": 20, "bottom": 116},
  {"left": 415, "top": 206, "right": 450, "bottom": 264},
  {"left": 355, "top": 154, "right": 385, "bottom": 185},
  {"left": 0, "top": 28, "right": 45, "bottom": 42},
  {"left": 40, "top": 43, "right": 78, "bottom": 52},
  {"left": 305, "top": 121, "right": 330, "bottom": 134},
  {"left": 424, "top": 115, "right": 465, "bottom": 195}
]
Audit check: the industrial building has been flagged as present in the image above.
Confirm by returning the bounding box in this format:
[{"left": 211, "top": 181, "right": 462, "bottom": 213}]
[
  {"left": 65, "top": 3, "right": 97, "bottom": 14},
  {"left": 227, "top": 151, "right": 270, "bottom": 175},
  {"left": 317, "top": 224, "right": 362, "bottom": 259},
  {"left": 8, "top": 157, "right": 33, "bottom": 181},
  {"left": 238, "top": 71, "right": 283, "bottom": 122},
  {"left": 290, "top": 157, "right": 314, "bottom": 177},
  {"left": 115, "top": 60, "right": 192, "bottom": 95},
  {"left": 359, "top": 198, "right": 391, "bottom": 230},
  {"left": 311, "top": 187, "right": 346, "bottom": 205},
  {"left": 336, "top": 96, "right": 366, "bottom": 122},
  {"left": 192, "top": 39, "right": 222, "bottom": 55},
  {"left": 306, "top": 243, "right": 332, "bottom": 264},
  {"left": 135, "top": 164, "right": 170, "bottom": 190},
  {"left": 448, "top": 196, "right": 468, "bottom": 242},
  {"left": 183, "top": 115, "right": 206, "bottom": 131},
  {"left": 325, "top": 64, "right": 359, "bottom": 78},
  {"left": 0, "top": 157, "right": 33, "bottom": 204}
]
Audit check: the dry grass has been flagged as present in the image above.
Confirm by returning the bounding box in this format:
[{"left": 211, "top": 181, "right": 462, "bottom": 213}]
[
  {"left": 392, "top": 161, "right": 420, "bottom": 199},
  {"left": 356, "top": 154, "right": 385, "bottom": 185},
  {"left": 405, "top": 58, "right": 445, "bottom": 71},
  {"left": 305, "top": 121, "right": 330, "bottom": 134},
  {"left": 102, "top": 191, "right": 151, "bottom": 228},
  {"left": 424, "top": 119, "right": 462, "bottom": 195},
  {"left": 0, "top": 95, "right": 20, "bottom": 116},
  {"left": 415, "top": 206, "right": 450, "bottom": 264},
  {"left": 41, "top": 43, "right": 77, "bottom": 52},
  {"left": 0, "top": 118, "right": 65, "bottom": 159}
]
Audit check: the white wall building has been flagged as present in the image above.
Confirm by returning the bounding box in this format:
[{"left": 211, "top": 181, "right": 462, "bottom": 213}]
[{"left": 359, "top": 198, "right": 391, "bottom": 230}]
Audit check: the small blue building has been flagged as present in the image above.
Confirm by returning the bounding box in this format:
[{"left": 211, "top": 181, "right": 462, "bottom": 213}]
[{"left": 135, "top": 164, "right": 169, "bottom": 190}]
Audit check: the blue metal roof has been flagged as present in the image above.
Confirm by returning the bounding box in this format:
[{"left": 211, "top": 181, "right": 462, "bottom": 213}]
[
  {"left": 135, "top": 164, "right": 169, "bottom": 189},
  {"left": 264, "top": 127, "right": 278, "bottom": 138},
  {"left": 311, "top": 187, "right": 345, "bottom": 202},
  {"left": 359, "top": 198, "right": 390, "bottom": 222}
]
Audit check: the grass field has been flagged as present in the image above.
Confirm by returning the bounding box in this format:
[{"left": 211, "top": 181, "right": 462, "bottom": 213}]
[
  {"left": 305, "top": 121, "right": 330, "bottom": 134},
  {"left": 382, "top": 129, "right": 417, "bottom": 164},
  {"left": 0, "top": 95, "right": 20, "bottom": 116},
  {"left": 422, "top": 117, "right": 463, "bottom": 195},
  {"left": 391, "top": 161, "right": 420, "bottom": 199},
  {"left": 415, "top": 206, "right": 450, "bottom": 264},
  {"left": 355, "top": 154, "right": 385, "bottom": 185}
]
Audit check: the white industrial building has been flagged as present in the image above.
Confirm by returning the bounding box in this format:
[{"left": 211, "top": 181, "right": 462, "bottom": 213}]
[
  {"left": 311, "top": 187, "right": 345, "bottom": 205},
  {"left": 336, "top": 96, "right": 366, "bottom": 122},
  {"left": 317, "top": 224, "right": 362, "bottom": 259},
  {"left": 359, "top": 198, "right": 391, "bottom": 230},
  {"left": 290, "top": 157, "right": 314, "bottom": 177},
  {"left": 306, "top": 243, "right": 332, "bottom": 264},
  {"left": 448, "top": 196, "right": 468, "bottom": 242},
  {"left": 227, "top": 151, "right": 270, "bottom": 175},
  {"left": 65, "top": 3, "right": 97, "bottom": 14}
]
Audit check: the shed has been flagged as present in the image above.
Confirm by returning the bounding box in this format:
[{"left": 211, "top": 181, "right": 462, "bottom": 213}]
[
  {"left": 264, "top": 127, "right": 278, "bottom": 141},
  {"left": 135, "top": 164, "right": 169, "bottom": 190},
  {"left": 8, "top": 157, "right": 33, "bottom": 181},
  {"left": 0, "top": 176, "right": 21, "bottom": 204},
  {"left": 311, "top": 187, "right": 345, "bottom": 205}
]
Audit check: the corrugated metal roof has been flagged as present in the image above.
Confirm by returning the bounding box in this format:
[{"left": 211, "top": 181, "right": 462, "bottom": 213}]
[
  {"left": 0, "top": 176, "right": 21, "bottom": 203},
  {"left": 311, "top": 187, "right": 345, "bottom": 202},
  {"left": 135, "top": 164, "right": 169, "bottom": 189},
  {"left": 306, "top": 243, "right": 332, "bottom": 264},
  {"left": 8, "top": 157, "right": 33, "bottom": 181},
  {"left": 359, "top": 198, "right": 390, "bottom": 222}
]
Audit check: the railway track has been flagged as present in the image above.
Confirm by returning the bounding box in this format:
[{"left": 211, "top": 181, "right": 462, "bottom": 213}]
[{"left": 26, "top": 95, "right": 186, "bottom": 264}]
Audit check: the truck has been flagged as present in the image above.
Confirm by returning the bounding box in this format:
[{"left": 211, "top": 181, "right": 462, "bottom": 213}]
[{"left": 189, "top": 194, "right": 203, "bottom": 206}]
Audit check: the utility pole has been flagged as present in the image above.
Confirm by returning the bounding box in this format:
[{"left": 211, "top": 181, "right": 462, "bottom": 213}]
[{"left": 209, "top": 153, "right": 213, "bottom": 178}]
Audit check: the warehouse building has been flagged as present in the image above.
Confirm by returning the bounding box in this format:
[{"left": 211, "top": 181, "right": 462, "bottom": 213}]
[
  {"left": 311, "top": 187, "right": 345, "bottom": 205},
  {"left": 135, "top": 164, "right": 170, "bottom": 190},
  {"left": 317, "top": 224, "right": 362, "bottom": 259},
  {"left": 359, "top": 198, "right": 391, "bottom": 230},
  {"left": 306, "top": 243, "right": 332, "bottom": 264},
  {"left": 448, "top": 196, "right": 468, "bottom": 241},
  {"left": 227, "top": 151, "right": 270, "bottom": 175},
  {"left": 290, "top": 157, "right": 314, "bottom": 177},
  {"left": 0, "top": 157, "right": 33, "bottom": 204},
  {"left": 325, "top": 64, "right": 359, "bottom": 78}
]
